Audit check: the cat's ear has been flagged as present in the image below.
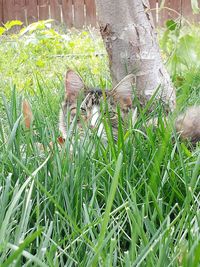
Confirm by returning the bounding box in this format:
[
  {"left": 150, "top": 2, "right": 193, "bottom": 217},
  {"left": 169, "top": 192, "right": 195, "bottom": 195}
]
[
  {"left": 65, "top": 70, "right": 84, "bottom": 102},
  {"left": 111, "top": 74, "right": 134, "bottom": 108},
  {"left": 22, "top": 99, "right": 33, "bottom": 129}
]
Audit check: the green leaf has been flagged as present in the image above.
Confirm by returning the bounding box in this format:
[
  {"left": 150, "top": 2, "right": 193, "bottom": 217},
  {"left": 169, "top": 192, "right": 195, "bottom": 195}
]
[
  {"left": 2, "top": 230, "right": 42, "bottom": 267},
  {"left": 0, "top": 27, "right": 6, "bottom": 35},
  {"left": 89, "top": 153, "right": 123, "bottom": 265},
  {"left": 36, "top": 60, "right": 45, "bottom": 68},
  {"left": 166, "top": 19, "right": 177, "bottom": 31},
  {"left": 7, "top": 114, "right": 22, "bottom": 150},
  {"left": 4, "top": 20, "right": 23, "bottom": 30},
  {"left": 19, "top": 19, "right": 54, "bottom": 36}
]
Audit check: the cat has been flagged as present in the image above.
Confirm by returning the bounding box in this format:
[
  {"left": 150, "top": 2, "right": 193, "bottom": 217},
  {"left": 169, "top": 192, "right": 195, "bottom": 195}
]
[
  {"left": 59, "top": 70, "right": 200, "bottom": 144},
  {"left": 59, "top": 70, "right": 136, "bottom": 142}
]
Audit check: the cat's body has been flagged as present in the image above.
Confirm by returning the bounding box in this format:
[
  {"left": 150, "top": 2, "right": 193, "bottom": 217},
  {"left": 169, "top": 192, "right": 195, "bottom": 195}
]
[
  {"left": 59, "top": 70, "right": 200, "bottom": 144},
  {"left": 176, "top": 106, "right": 200, "bottom": 143}
]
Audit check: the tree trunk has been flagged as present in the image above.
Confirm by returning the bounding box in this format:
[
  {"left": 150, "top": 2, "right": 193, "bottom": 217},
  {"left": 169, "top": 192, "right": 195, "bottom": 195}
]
[{"left": 96, "top": 0, "right": 176, "bottom": 111}]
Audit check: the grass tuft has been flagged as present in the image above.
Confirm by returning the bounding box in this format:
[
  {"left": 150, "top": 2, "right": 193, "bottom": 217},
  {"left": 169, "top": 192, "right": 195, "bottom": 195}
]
[{"left": 0, "top": 22, "right": 200, "bottom": 266}]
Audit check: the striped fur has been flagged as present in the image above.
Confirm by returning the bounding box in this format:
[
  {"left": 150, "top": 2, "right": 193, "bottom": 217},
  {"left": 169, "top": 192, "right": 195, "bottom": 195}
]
[
  {"left": 59, "top": 70, "right": 200, "bottom": 144},
  {"left": 175, "top": 106, "right": 200, "bottom": 143},
  {"left": 59, "top": 70, "right": 134, "bottom": 141}
]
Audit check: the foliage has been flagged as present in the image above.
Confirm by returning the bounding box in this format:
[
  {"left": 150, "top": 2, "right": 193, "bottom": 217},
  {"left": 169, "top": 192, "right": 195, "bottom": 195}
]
[
  {"left": 1, "top": 86, "right": 200, "bottom": 266},
  {"left": 0, "top": 20, "right": 109, "bottom": 99},
  {"left": 0, "top": 20, "right": 23, "bottom": 35},
  {"left": 160, "top": 20, "right": 200, "bottom": 107},
  {"left": 191, "top": 0, "right": 200, "bottom": 14},
  {"left": 160, "top": 21, "right": 200, "bottom": 77},
  {"left": 0, "top": 20, "right": 199, "bottom": 266}
]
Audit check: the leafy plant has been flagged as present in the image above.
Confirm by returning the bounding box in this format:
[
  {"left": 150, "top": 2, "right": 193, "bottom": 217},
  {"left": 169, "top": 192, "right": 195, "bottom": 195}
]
[
  {"left": 0, "top": 20, "right": 23, "bottom": 35},
  {"left": 0, "top": 20, "right": 200, "bottom": 266},
  {"left": 0, "top": 85, "right": 199, "bottom": 266},
  {"left": 160, "top": 20, "right": 200, "bottom": 77},
  {"left": 0, "top": 20, "right": 109, "bottom": 104}
]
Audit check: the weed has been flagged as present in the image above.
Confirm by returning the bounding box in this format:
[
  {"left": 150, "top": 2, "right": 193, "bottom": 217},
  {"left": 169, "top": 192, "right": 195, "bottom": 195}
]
[{"left": 0, "top": 20, "right": 199, "bottom": 266}]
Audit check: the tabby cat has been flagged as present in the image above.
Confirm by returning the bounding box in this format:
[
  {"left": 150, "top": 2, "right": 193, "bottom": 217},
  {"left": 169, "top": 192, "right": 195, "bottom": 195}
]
[
  {"left": 59, "top": 70, "right": 136, "bottom": 141},
  {"left": 59, "top": 70, "right": 200, "bottom": 143}
]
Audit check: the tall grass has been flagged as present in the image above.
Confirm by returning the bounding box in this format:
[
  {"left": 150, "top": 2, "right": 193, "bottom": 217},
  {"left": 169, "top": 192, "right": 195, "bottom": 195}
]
[
  {"left": 0, "top": 81, "right": 199, "bottom": 266},
  {"left": 0, "top": 21, "right": 200, "bottom": 266}
]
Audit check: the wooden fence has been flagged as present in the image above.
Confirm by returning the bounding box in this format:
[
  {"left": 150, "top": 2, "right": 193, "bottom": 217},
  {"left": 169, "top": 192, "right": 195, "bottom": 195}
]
[
  {"left": 0, "top": 0, "right": 199, "bottom": 28},
  {"left": 149, "top": 0, "right": 200, "bottom": 26},
  {"left": 0, "top": 0, "right": 96, "bottom": 28}
]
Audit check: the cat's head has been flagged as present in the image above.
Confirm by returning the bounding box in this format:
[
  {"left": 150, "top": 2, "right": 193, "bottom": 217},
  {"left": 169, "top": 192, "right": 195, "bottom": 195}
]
[{"left": 59, "top": 70, "right": 136, "bottom": 141}]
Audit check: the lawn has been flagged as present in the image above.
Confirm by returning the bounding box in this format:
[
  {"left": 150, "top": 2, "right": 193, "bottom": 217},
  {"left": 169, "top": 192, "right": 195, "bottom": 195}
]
[{"left": 0, "top": 20, "right": 199, "bottom": 266}]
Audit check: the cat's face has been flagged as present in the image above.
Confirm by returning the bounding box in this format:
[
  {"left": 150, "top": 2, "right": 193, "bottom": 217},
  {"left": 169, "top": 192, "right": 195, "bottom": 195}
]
[{"left": 59, "top": 70, "right": 135, "bottom": 141}]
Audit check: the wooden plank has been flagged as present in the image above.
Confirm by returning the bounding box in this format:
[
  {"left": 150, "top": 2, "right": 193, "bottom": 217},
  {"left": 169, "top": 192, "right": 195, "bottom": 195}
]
[
  {"left": 149, "top": 0, "right": 157, "bottom": 27},
  {"left": 169, "top": 0, "right": 181, "bottom": 20},
  {"left": 3, "top": 0, "right": 26, "bottom": 24},
  {"left": 38, "top": 0, "right": 50, "bottom": 20},
  {"left": 26, "top": 0, "right": 38, "bottom": 24},
  {"left": 2, "top": 0, "right": 199, "bottom": 28},
  {"left": 3, "top": 0, "right": 11, "bottom": 23},
  {"left": 181, "top": 0, "right": 200, "bottom": 22},
  {"left": 3, "top": 0, "right": 19, "bottom": 23},
  {"left": 3, "top": 0, "right": 27, "bottom": 24},
  {"left": 50, "top": 0, "right": 61, "bottom": 22},
  {"left": 14, "top": 0, "right": 25, "bottom": 4},
  {"left": 14, "top": 0, "right": 26, "bottom": 23},
  {"left": 0, "top": 0, "right": 3, "bottom": 23},
  {"left": 62, "top": 0, "right": 73, "bottom": 27},
  {"left": 73, "top": 0, "right": 85, "bottom": 28},
  {"left": 85, "top": 0, "right": 96, "bottom": 26},
  {"left": 159, "top": 0, "right": 171, "bottom": 26},
  {"left": 181, "top": 0, "right": 192, "bottom": 19}
]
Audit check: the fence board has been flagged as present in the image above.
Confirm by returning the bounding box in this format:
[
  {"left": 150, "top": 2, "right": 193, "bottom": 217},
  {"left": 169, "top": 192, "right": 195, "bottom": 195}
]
[
  {"left": 15, "top": 0, "right": 25, "bottom": 4},
  {"left": 181, "top": 0, "right": 191, "bottom": 18},
  {"left": 74, "top": 0, "right": 85, "bottom": 28},
  {"left": 14, "top": 0, "right": 26, "bottom": 23},
  {"left": 0, "top": 0, "right": 3, "bottom": 23},
  {"left": 159, "top": 0, "right": 171, "bottom": 26},
  {"left": 1, "top": 0, "right": 200, "bottom": 28},
  {"left": 85, "top": 0, "right": 96, "bottom": 26},
  {"left": 26, "top": 0, "right": 38, "bottom": 24},
  {"left": 3, "top": 0, "right": 13, "bottom": 22},
  {"left": 62, "top": 0, "right": 73, "bottom": 27},
  {"left": 149, "top": 0, "right": 157, "bottom": 26},
  {"left": 181, "top": 0, "right": 199, "bottom": 22},
  {"left": 50, "top": 0, "right": 61, "bottom": 21},
  {"left": 38, "top": 0, "right": 50, "bottom": 20},
  {"left": 169, "top": 0, "right": 181, "bottom": 20}
]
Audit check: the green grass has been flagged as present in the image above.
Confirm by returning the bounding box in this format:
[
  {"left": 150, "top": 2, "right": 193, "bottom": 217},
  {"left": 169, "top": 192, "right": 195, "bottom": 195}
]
[{"left": 0, "top": 21, "right": 200, "bottom": 266}]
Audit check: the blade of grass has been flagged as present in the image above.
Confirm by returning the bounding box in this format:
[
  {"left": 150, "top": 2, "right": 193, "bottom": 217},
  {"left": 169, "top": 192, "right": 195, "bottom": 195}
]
[
  {"left": 2, "top": 229, "right": 43, "bottom": 267},
  {"left": 89, "top": 152, "right": 123, "bottom": 266}
]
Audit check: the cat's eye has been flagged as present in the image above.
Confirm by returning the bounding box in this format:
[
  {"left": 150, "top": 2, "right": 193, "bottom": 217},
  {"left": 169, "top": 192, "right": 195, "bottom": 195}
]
[
  {"left": 81, "top": 107, "right": 86, "bottom": 112},
  {"left": 106, "top": 111, "right": 117, "bottom": 119},
  {"left": 80, "top": 107, "right": 87, "bottom": 116}
]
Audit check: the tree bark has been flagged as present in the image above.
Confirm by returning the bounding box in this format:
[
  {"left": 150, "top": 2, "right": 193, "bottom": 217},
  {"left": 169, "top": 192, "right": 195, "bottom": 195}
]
[{"left": 96, "top": 0, "right": 176, "bottom": 111}]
